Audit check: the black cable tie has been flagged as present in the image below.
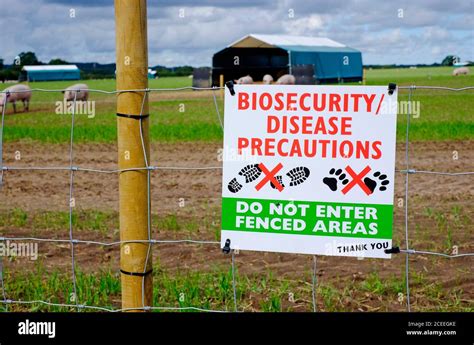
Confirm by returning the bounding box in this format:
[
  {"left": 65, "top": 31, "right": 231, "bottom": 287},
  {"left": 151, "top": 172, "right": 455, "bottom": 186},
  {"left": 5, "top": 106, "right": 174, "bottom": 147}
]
[
  {"left": 222, "top": 239, "right": 231, "bottom": 254},
  {"left": 385, "top": 246, "right": 400, "bottom": 254},
  {"left": 225, "top": 81, "right": 235, "bottom": 96},
  {"left": 388, "top": 83, "right": 397, "bottom": 95},
  {"left": 120, "top": 268, "right": 153, "bottom": 277},
  {"left": 116, "top": 113, "right": 150, "bottom": 120}
]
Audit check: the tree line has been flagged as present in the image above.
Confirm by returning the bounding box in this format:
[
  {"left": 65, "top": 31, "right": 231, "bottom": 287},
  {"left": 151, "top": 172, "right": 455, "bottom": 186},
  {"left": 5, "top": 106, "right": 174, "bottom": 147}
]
[
  {"left": 0, "top": 51, "right": 195, "bottom": 82},
  {"left": 0, "top": 51, "right": 469, "bottom": 82}
]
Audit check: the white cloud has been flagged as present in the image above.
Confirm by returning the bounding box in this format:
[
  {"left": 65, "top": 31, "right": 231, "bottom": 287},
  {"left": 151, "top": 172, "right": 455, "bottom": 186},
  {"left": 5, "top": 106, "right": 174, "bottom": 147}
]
[
  {"left": 284, "top": 15, "right": 325, "bottom": 35},
  {"left": 0, "top": 0, "right": 472, "bottom": 66}
]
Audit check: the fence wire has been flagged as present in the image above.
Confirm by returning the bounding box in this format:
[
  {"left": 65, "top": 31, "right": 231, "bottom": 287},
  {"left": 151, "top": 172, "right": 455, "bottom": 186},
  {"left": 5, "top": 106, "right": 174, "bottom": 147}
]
[
  {"left": 0, "top": 85, "right": 472, "bottom": 313},
  {"left": 68, "top": 89, "right": 79, "bottom": 311},
  {"left": 403, "top": 86, "right": 412, "bottom": 312}
]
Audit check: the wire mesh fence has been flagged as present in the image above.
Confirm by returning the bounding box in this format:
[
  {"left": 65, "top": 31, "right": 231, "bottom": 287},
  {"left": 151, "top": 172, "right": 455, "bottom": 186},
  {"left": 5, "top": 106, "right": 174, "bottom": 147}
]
[{"left": 0, "top": 84, "right": 473, "bottom": 312}]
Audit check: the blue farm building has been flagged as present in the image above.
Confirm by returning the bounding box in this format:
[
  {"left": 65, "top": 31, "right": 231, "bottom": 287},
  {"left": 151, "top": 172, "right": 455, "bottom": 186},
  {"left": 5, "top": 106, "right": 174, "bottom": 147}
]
[{"left": 21, "top": 65, "right": 81, "bottom": 82}]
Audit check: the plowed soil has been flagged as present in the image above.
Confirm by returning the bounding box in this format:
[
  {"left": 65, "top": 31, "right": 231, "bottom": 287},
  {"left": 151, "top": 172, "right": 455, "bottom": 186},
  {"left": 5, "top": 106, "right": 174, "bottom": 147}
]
[{"left": 1, "top": 140, "right": 473, "bottom": 310}]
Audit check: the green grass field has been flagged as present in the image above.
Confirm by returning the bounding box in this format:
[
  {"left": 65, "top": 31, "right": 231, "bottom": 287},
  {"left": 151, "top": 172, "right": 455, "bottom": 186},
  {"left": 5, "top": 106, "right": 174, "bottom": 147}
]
[
  {"left": 1, "top": 66, "right": 473, "bottom": 312},
  {"left": 1, "top": 67, "right": 473, "bottom": 143},
  {"left": 1, "top": 202, "right": 472, "bottom": 312},
  {"left": 4, "top": 265, "right": 469, "bottom": 312}
]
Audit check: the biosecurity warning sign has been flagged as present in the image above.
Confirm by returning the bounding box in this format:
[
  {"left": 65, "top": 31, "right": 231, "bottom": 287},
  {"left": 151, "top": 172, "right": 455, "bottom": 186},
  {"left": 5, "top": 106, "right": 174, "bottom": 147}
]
[{"left": 221, "top": 85, "right": 397, "bottom": 259}]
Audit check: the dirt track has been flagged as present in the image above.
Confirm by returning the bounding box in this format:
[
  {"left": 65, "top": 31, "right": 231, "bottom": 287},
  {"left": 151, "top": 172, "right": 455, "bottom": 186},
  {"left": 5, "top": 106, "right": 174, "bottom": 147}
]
[{"left": 1, "top": 140, "right": 472, "bottom": 210}]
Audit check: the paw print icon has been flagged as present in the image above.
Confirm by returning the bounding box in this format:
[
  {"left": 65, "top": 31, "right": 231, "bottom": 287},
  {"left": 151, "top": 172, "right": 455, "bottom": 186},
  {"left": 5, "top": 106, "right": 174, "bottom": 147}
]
[
  {"left": 364, "top": 171, "right": 390, "bottom": 193},
  {"left": 322, "top": 168, "right": 349, "bottom": 191},
  {"left": 323, "top": 166, "right": 390, "bottom": 195}
]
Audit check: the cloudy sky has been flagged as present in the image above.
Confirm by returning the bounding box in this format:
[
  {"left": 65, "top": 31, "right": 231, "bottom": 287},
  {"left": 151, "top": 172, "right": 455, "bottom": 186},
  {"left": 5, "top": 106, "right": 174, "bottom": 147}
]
[{"left": 0, "top": 0, "right": 472, "bottom": 66}]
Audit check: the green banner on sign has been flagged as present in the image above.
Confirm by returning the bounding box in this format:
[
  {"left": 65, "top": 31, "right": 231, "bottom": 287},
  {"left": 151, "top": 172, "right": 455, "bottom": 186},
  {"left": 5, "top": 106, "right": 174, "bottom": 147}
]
[{"left": 222, "top": 197, "right": 393, "bottom": 240}]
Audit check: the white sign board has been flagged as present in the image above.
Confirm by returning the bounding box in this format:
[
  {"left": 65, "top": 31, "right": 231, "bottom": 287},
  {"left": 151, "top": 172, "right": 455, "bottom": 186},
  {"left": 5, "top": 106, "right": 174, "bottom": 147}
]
[{"left": 221, "top": 85, "right": 398, "bottom": 258}]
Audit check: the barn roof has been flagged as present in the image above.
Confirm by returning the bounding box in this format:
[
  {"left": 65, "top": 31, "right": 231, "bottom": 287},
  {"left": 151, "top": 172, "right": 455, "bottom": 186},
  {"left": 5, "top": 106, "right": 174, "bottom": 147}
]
[
  {"left": 22, "top": 65, "right": 80, "bottom": 72},
  {"left": 226, "top": 34, "right": 359, "bottom": 53}
]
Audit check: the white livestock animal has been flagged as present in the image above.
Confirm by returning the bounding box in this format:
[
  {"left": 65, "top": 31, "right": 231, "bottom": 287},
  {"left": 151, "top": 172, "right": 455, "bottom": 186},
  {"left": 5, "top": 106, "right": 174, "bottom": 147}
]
[
  {"left": 0, "top": 84, "right": 32, "bottom": 113},
  {"left": 262, "top": 74, "right": 274, "bottom": 84},
  {"left": 452, "top": 67, "right": 469, "bottom": 76},
  {"left": 235, "top": 75, "right": 253, "bottom": 84},
  {"left": 63, "top": 83, "right": 89, "bottom": 102},
  {"left": 275, "top": 74, "right": 296, "bottom": 85}
]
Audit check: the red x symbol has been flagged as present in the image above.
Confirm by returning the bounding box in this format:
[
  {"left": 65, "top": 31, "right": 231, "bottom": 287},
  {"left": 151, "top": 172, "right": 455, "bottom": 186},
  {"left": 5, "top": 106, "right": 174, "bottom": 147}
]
[
  {"left": 341, "top": 165, "right": 372, "bottom": 195},
  {"left": 255, "top": 163, "right": 284, "bottom": 192}
]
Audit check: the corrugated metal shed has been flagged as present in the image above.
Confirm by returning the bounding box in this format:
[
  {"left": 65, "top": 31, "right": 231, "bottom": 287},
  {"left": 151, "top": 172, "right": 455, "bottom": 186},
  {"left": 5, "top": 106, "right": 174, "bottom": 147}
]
[
  {"left": 228, "top": 34, "right": 347, "bottom": 49},
  {"left": 212, "top": 34, "right": 363, "bottom": 84},
  {"left": 22, "top": 65, "right": 81, "bottom": 81}
]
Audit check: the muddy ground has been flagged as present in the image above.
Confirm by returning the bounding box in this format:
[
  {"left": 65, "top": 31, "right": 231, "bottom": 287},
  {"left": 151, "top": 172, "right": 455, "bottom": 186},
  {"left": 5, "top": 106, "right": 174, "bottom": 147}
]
[{"left": 0, "top": 140, "right": 473, "bottom": 310}]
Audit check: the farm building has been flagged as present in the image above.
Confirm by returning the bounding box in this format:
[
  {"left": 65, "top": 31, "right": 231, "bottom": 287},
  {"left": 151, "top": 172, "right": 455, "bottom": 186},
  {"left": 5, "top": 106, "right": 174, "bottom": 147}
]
[
  {"left": 21, "top": 65, "right": 81, "bottom": 82},
  {"left": 212, "top": 34, "right": 363, "bottom": 85}
]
